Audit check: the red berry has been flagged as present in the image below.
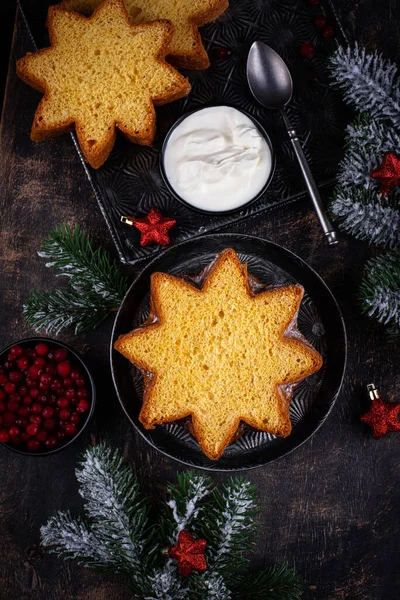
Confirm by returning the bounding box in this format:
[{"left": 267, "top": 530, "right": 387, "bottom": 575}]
[
  {"left": 35, "top": 342, "right": 49, "bottom": 357},
  {"left": 3, "top": 412, "right": 16, "bottom": 427},
  {"left": 29, "top": 388, "right": 40, "bottom": 399},
  {"left": 70, "top": 412, "right": 80, "bottom": 424},
  {"left": 26, "top": 423, "right": 38, "bottom": 436},
  {"left": 45, "top": 436, "right": 57, "bottom": 449},
  {"left": 77, "top": 388, "right": 88, "bottom": 399},
  {"left": 0, "top": 374, "right": 8, "bottom": 385},
  {"left": 17, "top": 356, "right": 30, "bottom": 370},
  {"left": 315, "top": 15, "right": 327, "bottom": 28},
  {"left": 39, "top": 381, "right": 50, "bottom": 392},
  {"left": 36, "top": 430, "right": 47, "bottom": 442},
  {"left": 27, "top": 439, "right": 40, "bottom": 451},
  {"left": 309, "top": 0, "right": 320, "bottom": 4},
  {"left": 45, "top": 365, "right": 57, "bottom": 377},
  {"left": 0, "top": 402, "right": 5, "bottom": 412},
  {"left": 57, "top": 397, "right": 70, "bottom": 409},
  {"left": 76, "top": 399, "right": 89, "bottom": 414},
  {"left": 300, "top": 42, "right": 315, "bottom": 58},
  {"left": 9, "top": 426, "right": 20, "bottom": 438},
  {"left": 0, "top": 390, "right": 5, "bottom": 401},
  {"left": 47, "top": 352, "right": 55, "bottom": 362},
  {"left": 323, "top": 25, "right": 335, "bottom": 38},
  {"left": 65, "top": 388, "right": 76, "bottom": 400},
  {"left": 9, "top": 345, "right": 24, "bottom": 358},
  {"left": 18, "top": 406, "right": 30, "bottom": 418},
  {"left": 19, "top": 386, "right": 28, "bottom": 396},
  {"left": 31, "top": 403, "right": 43, "bottom": 415},
  {"left": 9, "top": 393, "right": 20, "bottom": 403},
  {"left": 15, "top": 418, "right": 27, "bottom": 428},
  {"left": 38, "top": 394, "right": 48, "bottom": 404},
  {"left": 54, "top": 348, "right": 68, "bottom": 363},
  {"left": 28, "top": 364, "right": 42, "bottom": 380},
  {"left": 57, "top": 361, "right": 71, "bottom": 377},
  {"left": 42, "top": 406, "right": 55, "bottom": 419},
  {"left": 7, "top": 401, "right": 20, "bottom": 413},
  {"left": 47, "top": 394, "right": 57, "bottom": 405},
  {"left": 4, "top": 382, "right": 16, "bottom": 395},
  {"left": 23, "top": 396, "right": 32, "bottom": 406},
  {"left": 0, "top": 429, "right": 9, "bottom": 443},
  {"left": 29, "top": 415, "right": 41, "bottom": 425},
  {"left": 50, "top": 379, "right": 62, "bottom": 392},
  {"left": 59, "top": 409, "right": 70, "bottom": 421},
  {"left": 64, "top": 423, "right": 77, "bottom": 436},
  {"left": 75, "top": 377, "right": 86, "bottom": 388},
  {"left": 34, "top": 357, "right": 46, "bottom": 366},
  {"left": 70, "top": 368, "right": 80, "bottom": 381},
  {"left": 214, "top": 47, "right": 232, "bottom": 60},
  {"left": 57, "top": 430, "right": 66, "bottom": 442},
  {"left": 43, "top": 419, "right": 56, "bottom": 432},
  {"left": 9, "top": 370, "right": 23, "bottom": 383},
  {"left": 21, "top": 432, "right": 30, "bottom": 442},
  {"left": 26, "top": 377, "right": 35, "bottom": 388},
  {"left": 63, "top": 377, "right": 73, "bottom": 388}
]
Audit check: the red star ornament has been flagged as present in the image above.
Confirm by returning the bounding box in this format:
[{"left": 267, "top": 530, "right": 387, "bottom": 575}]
[
  {"left": 361, "top": 395, "right": 400, "bottom": 439},
  {"left": 130, "top": 207, "right": 176, "bottom": 246},
  {"left": 168, "top": 530, "right": 207, "bottom": 576},
  {"left": 370, "top": 152, "right": 400, "bottom": 195}
]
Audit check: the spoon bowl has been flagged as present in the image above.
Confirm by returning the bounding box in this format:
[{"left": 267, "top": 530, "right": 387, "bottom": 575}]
[{"left": 247, "top": 42, "right": 293, "bottom": 110}]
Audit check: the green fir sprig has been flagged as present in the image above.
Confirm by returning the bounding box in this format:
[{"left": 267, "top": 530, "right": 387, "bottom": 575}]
[
  {"left": 40, "top": 444, "right": 303, "bottom": 600},
  {"left": 24, "top": 225, "right": 129, "bottom": 335}
]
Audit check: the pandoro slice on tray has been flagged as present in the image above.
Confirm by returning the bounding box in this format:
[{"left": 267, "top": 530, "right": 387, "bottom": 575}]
[
  {"left": 57, "top": 0, "right": 229, "bottom": 69},
  {"left": 114, "top": 248, "right": 323, "bottom": 460},
  {"left": 16, "top": 0, "right": 191, "bottom": 168}
]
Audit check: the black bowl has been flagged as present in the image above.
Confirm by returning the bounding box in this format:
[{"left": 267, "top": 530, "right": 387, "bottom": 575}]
[
  {"left": 160, "top": 105, "right": 276, "bottom": 216},
  {"left": 0, "top": 337, "right": 96, "bottom": 456},
  {"left": 111, "top": 233, "right": 347, "bottom": 471}
]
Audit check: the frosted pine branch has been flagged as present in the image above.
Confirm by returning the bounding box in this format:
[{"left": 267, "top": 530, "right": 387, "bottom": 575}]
[
  {"left": 330, "top": 187, "right": 400, "bottom": 248},
  {"left": 76, "top": 444, "right": 149, "bottom": 575},
  {"left": 360, "top": 251, "right": 400, "bottom": 330},
  {"left": 143, "top": 563, "right": 189, "bottom": 600},
  {"left": 330, "top": 44, "right": 400, "bottom": 126},
  {"left": 189, "top": 572, "right": 232, "bottom": 600},
  {"left": 166, "top": 472, "right": 212, "bottom": 542},
  {"left": 41, "top": 513, "right": 117, "bottom": 568}
]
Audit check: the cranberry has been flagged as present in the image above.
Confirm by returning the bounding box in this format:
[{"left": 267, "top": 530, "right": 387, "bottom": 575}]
[
  {"left": 17, "top": 356, "right": 29, "bottom": 370},
  {"left": 19, "top": 386, "right": 28, "bottom": 396},
  {"left": 65, "top": 388, "right": 76, "bottom": 400},
  {"left": 26, "top": 377, "right": 35, "bottom": 388},
  {"left": 9, "top": 426, "right": 20, "bottom": 438},
  {"left": 43, "top": 419, "right": 56, "bottom": 432},
  {"left": 21, "top": 432, "right": 30, "bottom": 442},
  {"left": 0, "top": 390, "right": 5, "bottom": 401},
  {"left": 27, "top": 439, "right": 40, "bottom": 451},
  {"left": 57, "top": 361, "right": 71, "bottom": 377},
  {"left": 47, "top": 352, "right": 55, "bottom": 362},
  {"left": 35, "top": 342, "right": 49, "bottom": 357},
  {"left": 45, "top": 365, "right": 57, "bottom": 377},
  {"left": 38, "top": 394, "right": 48, "bottom": 404},
  {"left": 75, "top": 377, "right": 86, "bottom": 388},
  {"left": 57, "top": 430, "right": 66, "bottom": 442},
  {"left": 34, "top": 357, "right": 46, "bottom": 366},
  {"left": 15, "top": 418, "right": 27, "bottom": 428},
  {"left": 0, "top": 374, "right": 8, "bottom": 385},
  {"left": 64, "top": 423, "right": 77, "bottom": 436},
  {"left": 36, "top": 430, "right": 47, "bottom": 442},
  {"left": 39, "top": 381, "right": 50, "bottom": 392},
  {"left": 9, "top": 370, "right": 23, "bottom": 383},
  {"left": 54, "top": 348, "right": 68, "bottom": 363},
  {"left": 63, "top": 377, "right": 73, "bottom": 388},
  {"left": 213, "top": 47, "right": 232, "bottom": 60},
  {"left": 29, "top": 388, "right": 40, "bottom": 399},
  {"left": 59, "top": 409, "right": 70, "bottom": 421},
  {"left": 28, "top": 364, "right": 43, "bottom": 380},
  {"left": 308, "top": 0, "right": 320, "bottom": 4},
  {"left": 50, "top": 379, "right": 62, "bottom": 392},
  {"left": 11, "top": 435, "right": 21, "bottom": 445},
  {"left": 77, "top": 388, "right": 88, "bottom": 399},
  {"left": 5, "top": 358, "right": 14, "bottom": 368},
  {"left": 70, "top": 368, "right": 80, "bottom": 381},
  {"left": 7, "top": 401, "right": 20, "bottom": 413},
  {"left": 29, "top": 415, "right": 41, "bottom": 425},
  {"left": 47, "top": 394, "right": 57, "bottom": 405},
  {"left": 45, "top": 436, "right": 57, "bottom": 449},
  {"left": 4, "top": 382, "right": 16, "bottom": 395},
  {"left": 300, "top": 42, "right": 315, "bottom": 58},
  {"left": 323, "top": 25, "right": 335, "bottom": 38},
  {"left": 0, "top": 403, "right": 5, "bottom": 413},
  {"left": 0, "top": 429, "right": 9, "bottom": 443},
  {"left": 76, "top": 399, "right": 89, "bottom": 413},
  {"left": 315, "top": 15, "right": 327, "bottom": 28},
  {"left": 31, "top": 403, "right": 43, "bottom": 415},
  {"left": 9, "top": 345, "right": 24, "bottom": 358},
  {"left": 57, "top": 397, "right": 70, "bottom": 409},
  {"left": 70, "top": 412, "right": 80, "bottom": 424},
  {"left": 3, "top": 412, "right": 16, "bottom": 427},
  {"left": 9, "top": 393, "right": 20, "bottom": 403},
  {"left": 18, "top": 406, "right": 30, "bottom": 418},
  {"left": 26, "top": 423, "right": 39, "bottom": 436},
  {"left": 23, "top": 396, "right": 32, "bottom": 406},
  {"left": 42, "top": 406, "right": 55, "bottom": 419}
]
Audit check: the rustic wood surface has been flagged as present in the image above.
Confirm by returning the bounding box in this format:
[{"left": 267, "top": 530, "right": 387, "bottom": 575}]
[{"left": 0, "top": 1, "right": 399, "bottom": 598}]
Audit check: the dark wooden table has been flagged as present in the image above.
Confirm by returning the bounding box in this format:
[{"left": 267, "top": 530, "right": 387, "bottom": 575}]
[{"left": 1, "top": 2, "right": 399, "bottom": 599}]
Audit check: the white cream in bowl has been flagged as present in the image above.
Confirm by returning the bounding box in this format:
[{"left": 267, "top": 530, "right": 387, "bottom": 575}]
[{"left": 162, "top": 106, "right": 273, "bottom": 213}]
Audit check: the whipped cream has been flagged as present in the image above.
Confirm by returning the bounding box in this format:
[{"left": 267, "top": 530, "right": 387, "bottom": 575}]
[{"left": 162, "top": 106, "right": 272, "bottom": 212}]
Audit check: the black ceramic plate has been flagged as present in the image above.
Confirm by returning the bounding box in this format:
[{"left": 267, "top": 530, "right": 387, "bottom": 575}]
[
  {"left": 18, "top": 0, "right": 351, "bottom": 264},
  {"left": 110, "top": 234, "right": 346, "bottom": 470}
]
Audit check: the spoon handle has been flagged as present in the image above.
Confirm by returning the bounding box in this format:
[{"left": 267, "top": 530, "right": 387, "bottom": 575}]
[{"left": 280, "top": 111, "right": 338, "bottom": 245}]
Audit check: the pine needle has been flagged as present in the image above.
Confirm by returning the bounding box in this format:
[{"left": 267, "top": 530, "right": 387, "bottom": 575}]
[
  {"left": 360, "top": 251, "right": 400, "bottom": 331},
  {"left": 233, "top": 564, "right": 303, "bottom": 600}
]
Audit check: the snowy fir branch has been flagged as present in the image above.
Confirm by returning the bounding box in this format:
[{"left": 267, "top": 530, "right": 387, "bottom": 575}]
[
  {"left": 330, "top": 44, "right": 400, "bottom": 126},
  {"left": 359, "top": 251, "right": 400, "bottom": 332},
  {"left": 330, "top": 187, "right": 400, "bottom": 249},
  {"left": 40, "top": 444, "right": 302, "bottom": 600}
]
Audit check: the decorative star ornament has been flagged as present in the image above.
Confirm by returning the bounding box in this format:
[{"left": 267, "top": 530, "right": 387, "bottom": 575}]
[
  {"left": 370, "top": 152, "right": 400, "bottom": 195},
  {"left": 361, "top": 383, "right": 400, "bottom": 439},
  {"left": 121, "top": 207, "right": 176, "bottom": 246},
  {"left": 168, "top": 530, "right": 207, "bottom": 576}
]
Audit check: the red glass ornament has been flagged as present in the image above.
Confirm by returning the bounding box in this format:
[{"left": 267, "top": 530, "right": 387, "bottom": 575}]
[
  {"left": 168, "top": 530, "right": 207, "bottom": 576},
  {"left": 370, "top": 152, "right": 400, "bottom": 195},
  {"left": 361, "top": 386, "right": 400, "bottom": 439},
  {"left": 130, "top": 208, "right": 176, "bottom": 247}
]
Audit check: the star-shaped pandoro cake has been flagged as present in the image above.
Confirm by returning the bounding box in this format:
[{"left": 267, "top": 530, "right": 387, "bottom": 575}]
[
  {"left": 58, "top": 0, "right": 229, "bottom": 69},
  {"left": 115, "top": 249, "right": 323, "bottom": 460},
  {"left": 16, "top": 0, "right": 191, "bottom": 168}
]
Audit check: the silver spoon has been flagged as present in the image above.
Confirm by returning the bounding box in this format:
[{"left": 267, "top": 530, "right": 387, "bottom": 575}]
[{"left": 247, "top": 41, "right": 338, "bottom": 246}]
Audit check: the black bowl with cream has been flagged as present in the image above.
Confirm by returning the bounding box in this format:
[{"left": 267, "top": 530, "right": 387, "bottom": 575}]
[{"left": 160, "top": 106, "right": 275, "bottom": 215}]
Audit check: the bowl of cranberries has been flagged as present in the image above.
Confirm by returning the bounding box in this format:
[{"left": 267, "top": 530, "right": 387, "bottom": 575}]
[{"left": 0, "top": 338, "right": 95, "bottom": 455}]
